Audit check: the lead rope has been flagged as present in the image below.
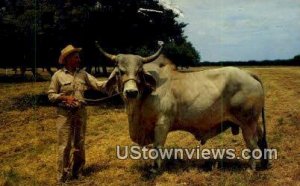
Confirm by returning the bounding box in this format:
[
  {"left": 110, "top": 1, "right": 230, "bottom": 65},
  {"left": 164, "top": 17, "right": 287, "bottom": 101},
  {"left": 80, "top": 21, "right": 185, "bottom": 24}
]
[
  {"left": 84, "top": 92, "right": 120, "bottom": 102},
  {"left": 84, "top": 68, "right": 122, "bottom": 102}
]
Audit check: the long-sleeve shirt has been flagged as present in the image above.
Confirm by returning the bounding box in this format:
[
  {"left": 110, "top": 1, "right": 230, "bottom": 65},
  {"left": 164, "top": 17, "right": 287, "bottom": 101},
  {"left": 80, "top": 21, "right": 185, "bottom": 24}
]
[{"left": 48, "top": 68, "right": 105, "bottom": 104}]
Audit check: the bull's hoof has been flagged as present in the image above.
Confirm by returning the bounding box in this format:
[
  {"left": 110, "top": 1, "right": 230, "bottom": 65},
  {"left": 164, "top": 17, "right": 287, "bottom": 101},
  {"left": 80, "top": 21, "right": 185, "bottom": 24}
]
[
  {"left": 246, "top": 168, "right": 255, "bottom": 175},
  {"left": 248, "top": 159, "right": 257, "bottom": 171},
  {"left": 150, "top": 163, "right": 163, "bottom": 174},
  {"left": 149, "top": 168, "right": 158, "bottom": 174},
  {"left": 149, "top": 167, "right": 163, "bottom": 177}
]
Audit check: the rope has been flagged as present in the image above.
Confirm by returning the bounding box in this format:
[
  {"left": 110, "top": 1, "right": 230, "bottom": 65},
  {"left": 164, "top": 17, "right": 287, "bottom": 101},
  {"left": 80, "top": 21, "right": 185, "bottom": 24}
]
[{"left": 84, "top": 93, "right": 121, "bottom": 102}]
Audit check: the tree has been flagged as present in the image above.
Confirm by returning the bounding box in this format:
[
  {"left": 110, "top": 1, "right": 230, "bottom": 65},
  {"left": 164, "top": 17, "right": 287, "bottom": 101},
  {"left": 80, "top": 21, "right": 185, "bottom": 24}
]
[
  {"left": 294, "top": 55, "right": 300, "bottom": 61},
  {"left": 162, "top": 41, "right": 200, "bottom": 67},
  {"left": 0, "top": 0, "right": 200, "bottom": 76},
  {"left": 293, "top": 54, "right": 300, "bottom": 63}
]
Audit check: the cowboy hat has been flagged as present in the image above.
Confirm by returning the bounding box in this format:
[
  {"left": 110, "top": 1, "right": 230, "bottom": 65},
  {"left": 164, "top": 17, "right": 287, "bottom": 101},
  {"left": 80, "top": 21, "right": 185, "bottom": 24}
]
[{"left": 58, "top": 44, "right": 82, "bottom": 64}]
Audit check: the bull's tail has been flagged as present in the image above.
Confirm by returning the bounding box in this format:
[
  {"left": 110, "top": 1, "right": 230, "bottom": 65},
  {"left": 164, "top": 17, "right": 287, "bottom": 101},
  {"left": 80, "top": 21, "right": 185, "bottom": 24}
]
[
  {"left": 260, "top": 106, "right": 269, "bottom": 168},
  {"left": 250, "top": 73, "right": 269, "bottom": 169}
]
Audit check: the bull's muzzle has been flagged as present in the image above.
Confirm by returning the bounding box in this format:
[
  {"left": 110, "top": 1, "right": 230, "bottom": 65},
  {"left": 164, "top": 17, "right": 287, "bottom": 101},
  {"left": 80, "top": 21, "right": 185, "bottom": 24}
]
[
  {"left": 125, "top": 89, "right": 139, "bottom": 99},
  {"left": 123, "top": 79, "right": 139, "bottom": 99}
]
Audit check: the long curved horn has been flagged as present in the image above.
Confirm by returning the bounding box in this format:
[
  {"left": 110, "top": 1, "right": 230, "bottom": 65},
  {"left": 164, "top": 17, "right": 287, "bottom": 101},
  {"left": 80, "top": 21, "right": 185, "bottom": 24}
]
[
  {"left": 142, "top": 42, "right": 164, "bottom": 63},
  {"left": 95, "top": 41, "right": 117, "bottom": 62}
]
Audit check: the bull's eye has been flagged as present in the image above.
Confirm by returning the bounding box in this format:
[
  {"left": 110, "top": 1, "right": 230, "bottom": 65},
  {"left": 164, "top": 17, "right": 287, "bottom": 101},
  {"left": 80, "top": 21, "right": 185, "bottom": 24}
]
[
  {"left": 119, "top": 69, "right": 126, "bottom": 75},
  {"left": 137, "top": 71, "right": 142, "bottom": 77},
  {"left": 136, "top": 68, "right": 143, "bottom": 76}
]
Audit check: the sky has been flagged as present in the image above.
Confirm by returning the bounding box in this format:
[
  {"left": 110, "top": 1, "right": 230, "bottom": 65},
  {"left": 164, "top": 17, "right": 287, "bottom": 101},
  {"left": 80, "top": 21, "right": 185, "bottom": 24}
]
[{"left": 172, "top": 0, "right": 300, "bottom": 62}]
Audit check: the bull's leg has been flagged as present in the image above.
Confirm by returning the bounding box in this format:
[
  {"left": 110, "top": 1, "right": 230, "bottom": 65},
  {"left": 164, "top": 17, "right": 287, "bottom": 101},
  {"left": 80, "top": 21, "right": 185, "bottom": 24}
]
[
  {"left": 241, "top": 123, "right": 259, "bottom": 170},
  {"left": 152, "top": 115, "right": 170, "bottom": 172}
]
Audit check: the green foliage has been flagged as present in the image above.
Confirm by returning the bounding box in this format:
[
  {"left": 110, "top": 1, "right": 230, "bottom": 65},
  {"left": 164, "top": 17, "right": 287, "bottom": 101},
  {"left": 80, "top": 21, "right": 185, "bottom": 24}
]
[
  {"left": 163, "top": 41, "right": 200, "bottom": 67},
  {"left": 277, "top": 117, "right": 284, "bottom": 125},
  {"left": 0, "top": 0, "right": 200, "bottom": 70},
  {"left": 2, "top": 168, "right": 21, "bottom": 185},
  {"left": 135, "top": 45, "right": 151, "bottom": 57},
  {"left": 293, "top": 54, "right": 300, "bottom": 62},
  {"left": 135, "top": 40, "right": 201, "bottom": 66}
]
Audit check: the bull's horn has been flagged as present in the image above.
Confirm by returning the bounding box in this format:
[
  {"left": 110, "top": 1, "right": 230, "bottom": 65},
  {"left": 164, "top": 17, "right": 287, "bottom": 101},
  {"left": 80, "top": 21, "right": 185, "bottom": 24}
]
[
  {"left": 95, "top": 41, "right": 117, "bottom": 62},
  {"left": 142, "top": 42, "right": 164, "bottom": 63}
]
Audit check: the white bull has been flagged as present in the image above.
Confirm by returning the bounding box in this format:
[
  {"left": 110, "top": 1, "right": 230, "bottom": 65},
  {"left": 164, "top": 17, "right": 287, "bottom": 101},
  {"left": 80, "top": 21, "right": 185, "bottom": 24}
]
[{"left": 96, "top": 42, "right": 268, "bottom": 171}]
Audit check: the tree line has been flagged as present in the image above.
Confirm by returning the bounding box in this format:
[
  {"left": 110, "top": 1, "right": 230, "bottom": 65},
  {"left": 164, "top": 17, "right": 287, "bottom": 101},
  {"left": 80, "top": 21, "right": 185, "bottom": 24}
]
[{"left": 200, "top": 55, "right": 300, "bottom": 67}]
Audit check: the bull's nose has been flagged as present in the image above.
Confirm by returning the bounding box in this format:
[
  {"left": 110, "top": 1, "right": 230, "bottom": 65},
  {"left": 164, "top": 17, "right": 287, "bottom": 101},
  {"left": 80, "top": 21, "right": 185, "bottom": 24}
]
[{"left": 125, "top": 90, "right": 138, "bottom": 99}]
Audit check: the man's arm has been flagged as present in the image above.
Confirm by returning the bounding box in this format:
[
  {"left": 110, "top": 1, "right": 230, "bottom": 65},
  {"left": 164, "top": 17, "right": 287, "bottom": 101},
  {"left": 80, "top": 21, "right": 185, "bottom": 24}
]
[{"left": 85, "top": 72, "right": 106, "bottom": 92}]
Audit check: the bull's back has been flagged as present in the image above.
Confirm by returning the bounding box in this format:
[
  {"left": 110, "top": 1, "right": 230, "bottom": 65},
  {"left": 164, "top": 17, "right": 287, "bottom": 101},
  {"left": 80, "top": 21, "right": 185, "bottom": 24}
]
[{"left": 167, "top": 67, "right": 263, "bottom": 130}]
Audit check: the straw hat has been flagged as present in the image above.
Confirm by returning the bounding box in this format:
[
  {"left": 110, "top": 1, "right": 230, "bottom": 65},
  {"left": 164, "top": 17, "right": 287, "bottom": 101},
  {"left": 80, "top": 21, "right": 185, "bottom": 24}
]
[{"left": 58, "top": 44, "right": 82, "bottom": 64}]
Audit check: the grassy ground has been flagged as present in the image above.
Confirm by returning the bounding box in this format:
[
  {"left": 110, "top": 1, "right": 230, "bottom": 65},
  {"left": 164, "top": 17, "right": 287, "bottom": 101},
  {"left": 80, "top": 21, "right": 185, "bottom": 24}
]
[{"left": 0, "top": 67, "right": 299, "bottom": 185}]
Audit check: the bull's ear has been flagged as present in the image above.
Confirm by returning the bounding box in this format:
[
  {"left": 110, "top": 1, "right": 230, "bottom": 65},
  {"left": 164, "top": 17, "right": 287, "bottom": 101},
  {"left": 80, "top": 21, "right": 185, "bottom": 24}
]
[
  {"left": 104, "top": 69, "right": 118, "bottom": 96},
  {"left": 143, "top": 72, "right": 156, "bottom": 91}
]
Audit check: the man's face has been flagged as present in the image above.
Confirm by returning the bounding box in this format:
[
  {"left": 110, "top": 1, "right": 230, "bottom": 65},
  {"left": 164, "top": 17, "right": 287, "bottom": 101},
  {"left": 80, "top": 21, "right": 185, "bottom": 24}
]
[{"left": 66, "top": 52, "right": 81, "bottom": 69}]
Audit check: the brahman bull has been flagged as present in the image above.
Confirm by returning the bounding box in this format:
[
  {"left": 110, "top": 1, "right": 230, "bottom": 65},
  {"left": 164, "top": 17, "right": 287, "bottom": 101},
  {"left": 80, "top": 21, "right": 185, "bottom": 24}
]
[{"left": 96, "top": 42, "right": 268, "bottom": 171}]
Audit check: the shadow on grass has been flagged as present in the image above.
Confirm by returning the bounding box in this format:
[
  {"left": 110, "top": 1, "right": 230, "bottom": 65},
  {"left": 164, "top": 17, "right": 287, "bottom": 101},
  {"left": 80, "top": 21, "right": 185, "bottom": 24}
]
[
  {"left": 10, "top": 93, "right": 51, "bottom": 110},
  {"left": 136, "top": 158, "right": 253, "bottom": 181},
  {"left": 8, "top": 91, "right": 124, "bottom": 111},
  {"left": 0, "top": 74, "right": 48, "bottom": 83},
  {"left": 83, "top": 163, "right": 110, "bottom": 177},
  {"left": 2, "top": 168, "right": 22, "bottom": 185}
]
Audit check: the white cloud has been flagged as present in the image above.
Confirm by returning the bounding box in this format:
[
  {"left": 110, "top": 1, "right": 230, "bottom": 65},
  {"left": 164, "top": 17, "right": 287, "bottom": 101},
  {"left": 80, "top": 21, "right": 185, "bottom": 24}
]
[
  {"left": 158, "top": 0, "right": 184, "bottom": 17},
  {"left": 173, "top": 0, "right": 300, "bottom": 61}
]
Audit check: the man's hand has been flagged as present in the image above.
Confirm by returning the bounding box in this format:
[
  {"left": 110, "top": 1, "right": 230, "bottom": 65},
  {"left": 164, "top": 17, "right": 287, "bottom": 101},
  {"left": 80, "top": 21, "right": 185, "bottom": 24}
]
[
  {"left": 98, "top": 80, "right": 107, "bottom": 93},
  {"left": 59, "top": 95, "right": 79, "bottom": 108}
]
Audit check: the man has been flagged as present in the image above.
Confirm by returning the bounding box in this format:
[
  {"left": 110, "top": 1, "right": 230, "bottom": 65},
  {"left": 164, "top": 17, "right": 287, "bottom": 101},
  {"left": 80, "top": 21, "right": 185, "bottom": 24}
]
[{"left": 48, "top": 44, "right": 105, "bottom": 183}]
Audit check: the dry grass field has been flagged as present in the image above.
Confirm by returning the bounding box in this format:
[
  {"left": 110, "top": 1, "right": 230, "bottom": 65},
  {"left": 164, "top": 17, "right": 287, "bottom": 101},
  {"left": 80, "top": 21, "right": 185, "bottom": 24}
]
[{"left": 0, "top": 67, "right": 299, "bottom": 185}]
